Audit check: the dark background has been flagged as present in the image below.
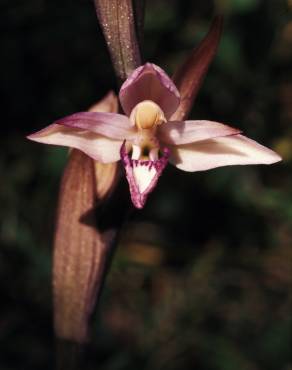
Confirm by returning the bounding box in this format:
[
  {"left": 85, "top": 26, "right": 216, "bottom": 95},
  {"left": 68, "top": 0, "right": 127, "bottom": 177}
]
[{"left": 0, "top": 0, "right": 291, "bottom": 369}]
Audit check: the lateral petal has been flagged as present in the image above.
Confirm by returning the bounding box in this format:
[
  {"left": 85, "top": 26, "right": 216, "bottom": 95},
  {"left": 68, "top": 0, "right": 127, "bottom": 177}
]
[
  {"left": 55, "top": 111, "right": 136, "bottom": 140},
  {"left": 158, "top": 120, "right": 241, "bottom": 145},
  {"left": 27, "top": 124, "right": 122, "bottom": 163},
  {"left": 170, "top": 134, "right": 282, "bottom": 172},
  {"left": 119, "top": 63, "right": 180, "bottom": 119}
]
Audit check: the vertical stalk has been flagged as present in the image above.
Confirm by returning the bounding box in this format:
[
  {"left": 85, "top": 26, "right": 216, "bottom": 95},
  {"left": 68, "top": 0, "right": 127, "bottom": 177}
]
[{"left": 94, "top": 0, "right": 142, "bottom": 82}]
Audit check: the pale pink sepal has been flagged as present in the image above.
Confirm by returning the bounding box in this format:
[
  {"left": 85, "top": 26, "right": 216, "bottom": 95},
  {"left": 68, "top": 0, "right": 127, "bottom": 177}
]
[
  {"left": 170, "top": 134, "right": 282, "bottom": 172},
  {"left": 55, "top": 111, "right": 136, "bottom": 140},
  {"left": 119, "top": 63, "right": 180, "bottom": 119},
  {"left": 27, "top": 124, "right": 122, "bottom": 163},
  {"left": 120, "top": 141, "right": 170, "bottom": 208},
  {"left": 158, "top": 120, "right": 241, "bottom": 145}
]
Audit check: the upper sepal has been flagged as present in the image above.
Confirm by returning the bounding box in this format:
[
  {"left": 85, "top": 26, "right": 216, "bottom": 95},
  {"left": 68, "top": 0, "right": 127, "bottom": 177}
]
[{"left": 119, "top": 63, "right": 180, "bottom": 119}]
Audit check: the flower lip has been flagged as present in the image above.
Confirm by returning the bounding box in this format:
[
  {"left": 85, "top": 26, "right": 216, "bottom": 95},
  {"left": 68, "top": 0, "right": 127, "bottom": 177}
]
[{"left": 120, "top": 141, "right": 170, "bottom": 208}]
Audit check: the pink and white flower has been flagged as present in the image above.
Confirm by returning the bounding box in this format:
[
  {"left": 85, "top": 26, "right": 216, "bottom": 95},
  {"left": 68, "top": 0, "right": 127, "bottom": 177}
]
[{"left": 27, "top": 63, "right": 281, "bottom": 208}]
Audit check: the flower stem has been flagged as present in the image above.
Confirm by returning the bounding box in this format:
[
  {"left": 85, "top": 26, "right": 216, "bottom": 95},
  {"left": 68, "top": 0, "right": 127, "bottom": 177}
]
[{"left": 93, "top": 0, "right": 142, "bottom": 82}]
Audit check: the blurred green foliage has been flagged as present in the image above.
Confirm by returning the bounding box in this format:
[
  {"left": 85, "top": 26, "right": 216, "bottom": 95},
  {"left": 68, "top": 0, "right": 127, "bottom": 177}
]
[{"left": 0, "top": 0, "right": 291, "bottom": 369}]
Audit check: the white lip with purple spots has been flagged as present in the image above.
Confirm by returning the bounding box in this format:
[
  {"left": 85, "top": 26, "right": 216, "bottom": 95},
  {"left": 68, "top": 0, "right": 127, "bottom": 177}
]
[{"left": 120, "top": 141, "right": 169, "bottom": 208}]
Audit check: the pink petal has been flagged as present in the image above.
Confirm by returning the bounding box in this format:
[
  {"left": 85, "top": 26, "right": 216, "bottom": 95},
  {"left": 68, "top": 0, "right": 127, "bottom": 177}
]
[
  {"left": 170, "top": 134, "right": 282, "bottom": 172},
  {"left": 119, "top": 63, "right": 180, "bottom": 119},
  {"left": 158, "top": 120, "right": 241, "bottom": 145},
  {"left": 56, "top": 112, "right": 136, "bottom": 140},
  {"left": 27, "top": 124, "right": 122, "bottom": 163}
]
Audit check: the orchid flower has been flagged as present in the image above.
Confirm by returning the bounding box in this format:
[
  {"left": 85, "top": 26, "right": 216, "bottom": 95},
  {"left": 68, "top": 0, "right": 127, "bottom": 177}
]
[{"left": 28, "top": 63, "right": 281, "bottom": 208}]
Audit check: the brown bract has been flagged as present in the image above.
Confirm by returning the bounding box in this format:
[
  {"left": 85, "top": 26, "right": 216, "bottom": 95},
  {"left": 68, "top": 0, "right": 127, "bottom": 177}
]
[
  {"left": 53, "top": 150, "right": 115, "bottom": 342},
  {"left": 172, "top": 16, "right": 223, "bottom": 121},
  {"left": 53, "top": 93, "right": 120, "bottom": 343}
]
